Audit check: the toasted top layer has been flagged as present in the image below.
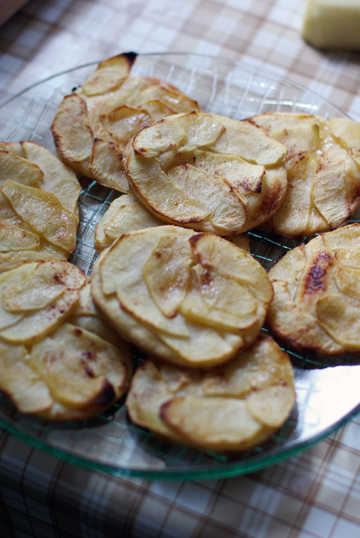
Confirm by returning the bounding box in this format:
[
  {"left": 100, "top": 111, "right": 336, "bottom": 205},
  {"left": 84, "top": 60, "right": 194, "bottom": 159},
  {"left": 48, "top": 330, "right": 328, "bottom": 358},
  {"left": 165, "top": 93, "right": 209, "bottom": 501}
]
[
  {"left": 51, "top": 53, "right": 201, "bottom": 191},
  {"left": 0, "top": 262, "right": 133, "bottom": 421},
  {"left": 95, "top": 193, "right": 250, "bottom": 253},
  {"left": 246, "top": 113, "right": 360, "bottom": 238},
  {"left": 124, "top": 112, "right": 288, "bottom": 235},
  {"left": 126, "top": 333, "right": 295, "bottom": 452},
  {"left": 92, "top": 225, "right": 273, "bottom": 368},
  {"left": 267, "top": 223, "right": 360, "bottom": 354},
  {"left": 0, "top": 141, "right": 80, "bottom": 272}
]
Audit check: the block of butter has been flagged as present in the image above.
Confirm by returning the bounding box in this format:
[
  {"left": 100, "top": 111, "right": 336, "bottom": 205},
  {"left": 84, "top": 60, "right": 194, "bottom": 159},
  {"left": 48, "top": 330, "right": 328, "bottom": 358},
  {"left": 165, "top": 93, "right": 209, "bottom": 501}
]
[{"left": 302, "top": 0, "right": 360, "bottom": 49}]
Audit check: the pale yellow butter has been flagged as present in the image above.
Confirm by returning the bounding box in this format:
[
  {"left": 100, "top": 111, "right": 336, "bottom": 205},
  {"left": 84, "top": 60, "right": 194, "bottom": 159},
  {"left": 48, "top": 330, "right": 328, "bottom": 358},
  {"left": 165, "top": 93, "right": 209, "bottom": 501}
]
[{"left": 302, "top": 0, "right": 360, "bottom": 49}]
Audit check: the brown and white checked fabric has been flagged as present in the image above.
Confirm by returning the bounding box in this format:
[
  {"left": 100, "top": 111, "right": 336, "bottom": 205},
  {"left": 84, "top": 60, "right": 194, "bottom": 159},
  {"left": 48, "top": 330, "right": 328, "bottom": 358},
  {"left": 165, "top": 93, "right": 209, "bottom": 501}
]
[
  {"left": 0, "top": 0, "right": 360, "bottom": 537},
  {"left": 0, "top": 420, "right": 359, "bottom": 538}
]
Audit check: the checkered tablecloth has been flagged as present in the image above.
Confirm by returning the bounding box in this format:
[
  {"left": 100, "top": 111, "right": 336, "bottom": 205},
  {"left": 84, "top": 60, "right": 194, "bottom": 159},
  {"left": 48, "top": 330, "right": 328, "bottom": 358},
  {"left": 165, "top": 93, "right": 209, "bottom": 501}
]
[{"left": 0, "top": 1, "right": 359, "bottom": 537}]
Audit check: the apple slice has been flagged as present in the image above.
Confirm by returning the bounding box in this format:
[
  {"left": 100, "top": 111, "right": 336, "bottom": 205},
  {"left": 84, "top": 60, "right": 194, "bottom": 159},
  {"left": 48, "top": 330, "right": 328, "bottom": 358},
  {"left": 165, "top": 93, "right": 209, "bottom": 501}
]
[
  {"left": 312, "top": 148, "right": 351, "bottom": 229},
  {"left": 168, "top": 164, "right": 247, "bottom": 234},
  {"left": 21, "top": 142, "right": 81, "bottom": 215},
  {"left": 82, "top": 53, "right": 135, "bottom": 97},
  {"left": 133, "top": 112, "right": 224, "bottom": 159},
  {"left": 246, "top": 385, "right": 296, "bottom": 428},
  {"left": 95, "top": 194, "right": 161, "bottom": 251},
  {"left": 329, "top": 117, "right": 360, "bottom": 167},
  {"left": 2, "top": 260, "right": 84, "bottom": 312},
  {"left": 189, "top": 233, "right": 273, "bottom": 304},
  {"left": 210, "top": 115, "right": 287, "bottom": 166},
  {"left": 180, "top": 265, "right": 259, "bottom": 333},
  {"left": 2, "top": 180, "right": 78, "bottom": 253},
  {"left": 143, "top": 234, "right": 192, "bottom": 318},
  {"left": 0, "top": 263, "right": 36, "bottom": 330},
  {"left": 0, "top": 340, "right": 53, "bottom": 414},
  {"left": 100, "top": 229, "right": 190, "bottom": 336},
  {"left": 0, "top": 289, "right": 80, "bottom": 344},
  {"left": 0, "top": 149, "right": 44, "bottom": 187},
  {"left": 100, "top": 105, "right": 152, "bottom": 148},
  {"left": 136, "top": 84, "right": 200, "bottom": 113},
  {"left": 89, "top": 139, "right": 130, "bottom": 192},
  {"left": 124, "top": 152, "right": 209, "bottom": 224},
  {"left": 161, "top": 397, "right": 265, "bottom": 450},
  {"left": 272, "top": 153, "right": 316, "bottom": 237},
  {"left": 0, "top": 219, "right": 40, "bottom": 252},
  {"left": 51, "top": 93, "right": 94, "bottom": 177},
  {"left": 333, "top": 266, "right": 360, "bottom": 298},
  {"left": 29, "top": 323, "right": 129, "bottom": 408},
  {"left": 140, "top": 99, "right": 177, "bottom": 120},
  {"left": 317, "top": 293, "right": 360, "bottom": 349},
  {"left": 271, "top": 122, "right": 320, "bottom": 154}
]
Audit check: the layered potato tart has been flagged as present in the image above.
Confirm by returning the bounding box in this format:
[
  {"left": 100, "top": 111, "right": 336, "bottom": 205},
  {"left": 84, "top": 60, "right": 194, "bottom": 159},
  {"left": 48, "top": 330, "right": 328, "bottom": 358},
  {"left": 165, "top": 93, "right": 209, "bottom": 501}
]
[
  {"left": 126, "top": 333, "right": 295, "bottom": 452},
  {"left": 51, "top": 53, "right": 201, "bottom": 192},
  {"left": 124, "top": 111, "right": 288, "bottom": 236},
  {"left": 0, "top": 261, "right": 132, "bottom": 420},
  {"left": 267, "top": 223, "right": 360, "bottom": 354},
  {"left": 0, "top": 142, "right": 80, "bottom": 272},
  {"left": 91, "top": 226, "right": 273, "bottom": 369},
  {"left": 246, "top": 113, "right": 360, "bottom": 238}
]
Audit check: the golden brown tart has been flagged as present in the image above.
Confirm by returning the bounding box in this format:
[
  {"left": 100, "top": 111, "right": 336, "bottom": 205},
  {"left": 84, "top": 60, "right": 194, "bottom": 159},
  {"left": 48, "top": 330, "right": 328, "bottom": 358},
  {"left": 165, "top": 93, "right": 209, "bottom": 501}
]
[
  {"left": 0, "top": 141, "right": 80, "bottom": 272},
  {"left": 267, "top": 223, "right": 360, "bottom": 354},
  {"left": 92, "top": 225, "right": 273, "bottom": 368},
  {"left": 0, "top": 261, "right": 132, "bottom": 420},
  {"left": 246, "top": 113, "right": 360, "bottom": 238},
  {"left": 126, "top": 333, "right": 295, "bottom": 452},
  {"left": 124, "top": 111, "right": 288, "bottom": 236},
  {"left": 51, "top": 53, "right": 201, "bottom": 192}
]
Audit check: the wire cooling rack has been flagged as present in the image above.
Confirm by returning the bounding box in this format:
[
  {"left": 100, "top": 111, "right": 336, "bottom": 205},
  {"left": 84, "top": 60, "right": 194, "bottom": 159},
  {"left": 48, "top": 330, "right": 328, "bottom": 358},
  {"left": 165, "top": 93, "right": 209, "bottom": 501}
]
[{"left": 0, "top": 53, "right": 359, "bottom": 479}]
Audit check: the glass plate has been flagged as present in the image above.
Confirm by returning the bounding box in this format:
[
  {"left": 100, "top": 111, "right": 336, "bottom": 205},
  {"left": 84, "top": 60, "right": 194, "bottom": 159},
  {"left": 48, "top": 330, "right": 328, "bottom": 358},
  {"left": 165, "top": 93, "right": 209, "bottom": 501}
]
[{"left": 0, "top": 53, "right": 359, "bottom": 480}]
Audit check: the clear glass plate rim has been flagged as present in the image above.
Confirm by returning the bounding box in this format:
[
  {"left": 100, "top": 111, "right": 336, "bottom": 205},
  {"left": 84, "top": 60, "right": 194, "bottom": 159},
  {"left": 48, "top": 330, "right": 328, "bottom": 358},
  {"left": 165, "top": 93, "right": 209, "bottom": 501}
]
[
  {"left": 0, "top": 402, "right": 358, "bottom": 480},
  {"left": 0, "top": 51, "right": 353, "bottom": 121}
]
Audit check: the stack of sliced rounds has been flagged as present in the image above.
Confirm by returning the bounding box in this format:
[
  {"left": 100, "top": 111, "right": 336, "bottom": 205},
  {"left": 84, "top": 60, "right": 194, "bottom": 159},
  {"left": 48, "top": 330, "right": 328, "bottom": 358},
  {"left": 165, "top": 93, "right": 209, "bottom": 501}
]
[
  {"left": 267, "top": 223, "right": 360, "bottom": 354},
  {"left": 0, "top": 261, "right": 133, "bottom": 420},
  {"left": 0, "top": 141, "right": 80, "bottom": 272},
  {"left": 126, "top": 333, "right": 295, "bottom": 452},
  {"left": 91, "top": 226, "right": 273, "bottom": 369},
  {"left": 124, "top": 112, "right": 288, "bottom": 236},
  {"left": 246, "top": 113, "right": 360, "bottom": 238},
  {"left": 51, "top": 53, "right": 201, "bottom": 192},
  {"left": 95, "top": 194, "right": 250, "bottom": 253}
]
